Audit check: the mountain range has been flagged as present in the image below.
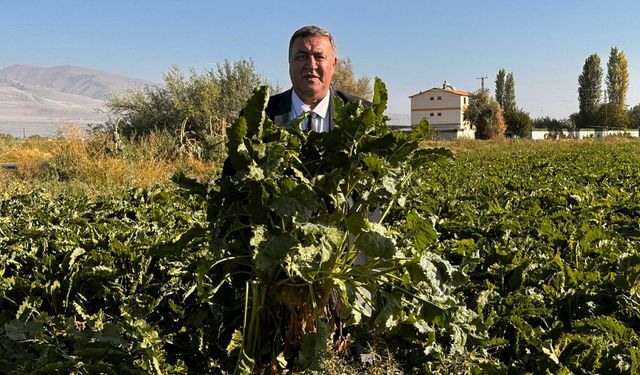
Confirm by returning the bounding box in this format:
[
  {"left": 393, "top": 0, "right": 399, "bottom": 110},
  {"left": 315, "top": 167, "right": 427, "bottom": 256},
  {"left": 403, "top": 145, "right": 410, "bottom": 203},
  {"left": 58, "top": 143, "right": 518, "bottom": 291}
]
[{"left": 0, "top": 64, "right": 152, "bottom": 136}]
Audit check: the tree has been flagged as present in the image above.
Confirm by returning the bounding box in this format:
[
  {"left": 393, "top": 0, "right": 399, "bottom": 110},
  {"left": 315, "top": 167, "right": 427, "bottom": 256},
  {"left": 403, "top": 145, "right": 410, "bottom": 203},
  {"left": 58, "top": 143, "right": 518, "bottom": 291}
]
[
  {"left": 108, "top": 65, "right": 220, "bottom": 139},
  {"left": 606, "top": 47, "right": 629, "bottom": 110},
  {"left": 629, "top": 104, "right": 640, "bottom": 129},
  {"left": 332, "top": 57, "right": 372, "bottom": 100},
  {"left": 568, "top": 113, "right": 580, "bottom": 131},
  {"left": 504, "top": 108, "right": 532, "bottom": 138},
  {"left": 495, "top": 69, "right": 515, "bottom": 112},
  {"left": 495, "top": 69, "right": 506, "bottom": 109},
  {"left": 504, "top": 72, "right": 516, "bottom": 112},
  {"left": 107, "top": 59, "right": 270, "bottom": 159},
  {"left": 486, "top": 101, "right": 507, "bottom": 139},
  {"left": 598, "top": 102, "right": 631, "bottom": 130},
  {"left": 213, "top": 59, "right": 270, "bottom": 127},
  {"left": 533, "top": 116, "right": 565, "bottom": 133},
  {"left": 577, "top": 53, "right": 602, "bottom": 128},
  {"left": 497, "top": 69, "right": 520, "bottom": 135},
  {"left": 465, "top": 89, "right": 506, "bottom": 140}
]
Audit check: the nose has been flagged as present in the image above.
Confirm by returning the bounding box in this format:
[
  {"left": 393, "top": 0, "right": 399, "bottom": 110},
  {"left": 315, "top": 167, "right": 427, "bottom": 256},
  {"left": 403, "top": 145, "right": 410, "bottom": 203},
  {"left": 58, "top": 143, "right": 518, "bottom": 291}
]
[{"left": 306, "top": 55, "right": 319, "bottom": 70}]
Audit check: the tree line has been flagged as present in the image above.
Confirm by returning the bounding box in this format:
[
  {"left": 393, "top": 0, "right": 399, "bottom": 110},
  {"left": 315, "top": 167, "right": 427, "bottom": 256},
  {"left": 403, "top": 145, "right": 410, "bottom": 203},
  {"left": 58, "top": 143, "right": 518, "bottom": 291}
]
[
  {"left": 106, "top": 51, "right": 638, "bottom": 147},
  {"left": 577, "top": 47, "right": 636, "bottom": 129},
  {"left": 464, "top": 69, "right": 533, "bottom": 139},
  {"left": 465, "top": 47, "right": 640, "bottom": 139}
]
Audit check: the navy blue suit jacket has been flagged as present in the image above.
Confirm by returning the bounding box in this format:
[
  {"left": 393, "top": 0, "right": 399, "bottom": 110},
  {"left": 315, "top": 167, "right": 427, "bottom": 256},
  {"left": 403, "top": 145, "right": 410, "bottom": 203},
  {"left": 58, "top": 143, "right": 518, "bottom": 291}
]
[{"left": 265, "top": 88, "right": 368, "bottom": 129}]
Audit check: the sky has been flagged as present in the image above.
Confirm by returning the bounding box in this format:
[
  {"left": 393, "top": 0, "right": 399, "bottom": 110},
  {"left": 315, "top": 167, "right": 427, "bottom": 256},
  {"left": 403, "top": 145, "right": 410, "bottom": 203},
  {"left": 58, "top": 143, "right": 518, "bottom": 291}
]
[{"left": 2, "top": 0, "right": 640, "bottom": 121}]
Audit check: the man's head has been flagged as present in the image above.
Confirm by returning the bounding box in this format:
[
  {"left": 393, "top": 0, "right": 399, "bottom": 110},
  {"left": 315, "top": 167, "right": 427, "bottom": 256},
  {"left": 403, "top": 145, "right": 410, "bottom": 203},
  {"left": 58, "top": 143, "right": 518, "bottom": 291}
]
[{"left": 288, "top": 25, "right": 337, "bottom": 107}]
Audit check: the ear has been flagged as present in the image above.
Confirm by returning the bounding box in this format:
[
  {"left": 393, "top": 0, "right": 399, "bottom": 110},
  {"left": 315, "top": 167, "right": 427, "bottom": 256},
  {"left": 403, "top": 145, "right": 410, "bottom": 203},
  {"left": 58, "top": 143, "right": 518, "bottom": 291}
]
[{"left": 332, "top": 56, "right": 338, "bottom": 68}]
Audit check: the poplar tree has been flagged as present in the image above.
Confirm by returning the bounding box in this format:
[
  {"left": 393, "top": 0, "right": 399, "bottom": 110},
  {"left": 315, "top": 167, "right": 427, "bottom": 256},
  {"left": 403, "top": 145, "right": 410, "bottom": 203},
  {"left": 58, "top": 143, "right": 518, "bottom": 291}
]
[
  {"left": 577, "top": 53, "right": 602, "bottom": 128},
  {"left": 604, "top": 48, "right": 631, "bottom": 128},
  {"left": 504, "top": 72, "right": 516, "bottom": 112},
  {"left": 495, "top": 69, "right": 506, "bottom": 109},
  {"left": 606, "top": 47, "right": 629, "bottom": 109}
]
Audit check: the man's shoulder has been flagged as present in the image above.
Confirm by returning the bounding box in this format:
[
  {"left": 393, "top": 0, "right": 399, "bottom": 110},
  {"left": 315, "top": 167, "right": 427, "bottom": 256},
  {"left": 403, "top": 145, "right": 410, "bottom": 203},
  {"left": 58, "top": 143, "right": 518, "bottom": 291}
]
[
  {"left": 266, "top": 89, "right": 292, "bottom": 117},
  {"left": 268, "top": 89, "right": 292, "bottom": 103}
]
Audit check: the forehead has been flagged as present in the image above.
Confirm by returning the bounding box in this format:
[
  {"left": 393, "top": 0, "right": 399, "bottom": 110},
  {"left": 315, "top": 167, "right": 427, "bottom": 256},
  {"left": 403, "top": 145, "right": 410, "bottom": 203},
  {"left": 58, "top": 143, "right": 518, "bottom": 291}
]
[{"left": 291, "top": 35, "right": 334, "bottom": 53}]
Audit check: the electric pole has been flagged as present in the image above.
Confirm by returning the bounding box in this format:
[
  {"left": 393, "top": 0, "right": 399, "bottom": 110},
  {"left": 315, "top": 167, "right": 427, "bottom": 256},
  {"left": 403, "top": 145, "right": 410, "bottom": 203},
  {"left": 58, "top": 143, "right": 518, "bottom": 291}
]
[
  {"left": 477, "top": 76, "right": 488, "bottom": 91},
  {"left": 604, "top": 89, "right": 608, "bottom": 130}
]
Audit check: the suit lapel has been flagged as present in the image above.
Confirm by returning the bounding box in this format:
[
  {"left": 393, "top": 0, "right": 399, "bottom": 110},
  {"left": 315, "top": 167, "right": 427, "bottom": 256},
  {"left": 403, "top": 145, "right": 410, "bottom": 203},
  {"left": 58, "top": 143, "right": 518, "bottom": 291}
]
[
  {"left": 268, "top": 88, "right": 340, "bottom": 130},
  {"left": 267, "top": 89, "right": 293, "bottom": 126}
]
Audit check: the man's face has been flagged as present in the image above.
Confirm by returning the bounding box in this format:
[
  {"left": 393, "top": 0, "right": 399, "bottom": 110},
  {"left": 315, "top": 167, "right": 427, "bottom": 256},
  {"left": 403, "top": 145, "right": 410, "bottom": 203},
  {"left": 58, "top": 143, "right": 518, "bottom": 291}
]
[{"left": 289, "top": 35, "right": 337, "bottom": 107}]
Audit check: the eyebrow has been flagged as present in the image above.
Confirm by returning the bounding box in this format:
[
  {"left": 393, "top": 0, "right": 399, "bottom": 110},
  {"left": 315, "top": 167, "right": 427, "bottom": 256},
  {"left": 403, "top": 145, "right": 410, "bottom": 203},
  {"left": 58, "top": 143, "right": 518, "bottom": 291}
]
[{"left": 294, "top": 50, "right": 326, "bottom": 56}]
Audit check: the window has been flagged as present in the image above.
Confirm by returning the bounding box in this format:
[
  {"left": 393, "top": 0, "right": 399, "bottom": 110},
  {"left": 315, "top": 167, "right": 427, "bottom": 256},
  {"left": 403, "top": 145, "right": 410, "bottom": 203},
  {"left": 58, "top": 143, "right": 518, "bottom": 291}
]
[
  {"left": 437, "top": 113, "right": 442, "bottom": 116},
  {"left": 437, "top": 96, "right": 442, "bottom": 100},
  {"left": 430, "top": 97, "right": 434, "bottom": 100},
  {"left": 430, "top": 113, "right": 434, "bottom": 117}
]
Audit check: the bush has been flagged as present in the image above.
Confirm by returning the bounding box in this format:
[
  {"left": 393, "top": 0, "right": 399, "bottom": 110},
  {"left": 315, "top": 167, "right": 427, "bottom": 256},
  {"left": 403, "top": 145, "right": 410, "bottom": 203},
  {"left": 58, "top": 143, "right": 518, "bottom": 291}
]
[{"left": 106, "top": 60, "right": 272, "bottom": 161}]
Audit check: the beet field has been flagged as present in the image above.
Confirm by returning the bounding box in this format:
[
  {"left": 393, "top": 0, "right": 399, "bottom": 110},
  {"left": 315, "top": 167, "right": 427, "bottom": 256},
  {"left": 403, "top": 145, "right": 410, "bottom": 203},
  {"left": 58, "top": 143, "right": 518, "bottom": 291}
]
[{"left": 1, "top": 86, "right": 639, "bottom": 374}]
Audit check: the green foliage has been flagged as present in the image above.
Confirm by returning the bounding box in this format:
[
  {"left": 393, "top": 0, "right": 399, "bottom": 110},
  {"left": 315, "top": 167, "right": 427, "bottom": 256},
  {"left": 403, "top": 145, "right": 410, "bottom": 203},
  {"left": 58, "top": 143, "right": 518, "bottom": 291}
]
[
  {"left": 5, "top": 91, "right": 640, "bottom": 374},
  {"left": 533, "top": 116, "right": 571, "bottom": 132},
  {"left": 629, "top": 104, "right": 640, "bottom": 129},
  {"left": 494, "top": 69, "right": 506, "bottom": 110},
  {"left": 332, "top": 57, "right": 372, "bottom": 100},
  {"left": 504, "top": 107, "right": 532, "bottom": 138},
  {"left": 109, "top": 65, "right": 218, "bottom": 137},
  {"left": 597, "top": 102, "right": 631, "bottom": 130},
  {"left": 0, "top": 184, "right": 212, "bottom": 373},
  {"left": 495, "top": 69, "right": 516, "bottom": 113},
  {"left": 606, "top": 47, "right": 629, "bottom": 110},
  {"left": 214, "top": 59, "right": 274, "bottom": 128},
  {"left": 106, "top": 60, "right": 270, "bottom": 160},
  {"left": 197, "top": 78, "right": 482, "bottom": 373},
  {"left": 504, "top": 72, "right": 516, "bottom": 112},
  {"left": 578, "top": 53, "right": 603, "bottom": 128},
  {"left": 465, "top": 89, "right": 506, "bottom": 139},
  {"left": 420, "top": 141, "right": 640, "bottom": 374}
]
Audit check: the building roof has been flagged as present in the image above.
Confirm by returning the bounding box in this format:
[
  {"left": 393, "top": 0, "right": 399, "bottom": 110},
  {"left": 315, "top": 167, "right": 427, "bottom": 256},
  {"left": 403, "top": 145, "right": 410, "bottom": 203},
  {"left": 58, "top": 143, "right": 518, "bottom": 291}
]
[{"left": 409, "top": 87, "right": 472, "bottom": 98}]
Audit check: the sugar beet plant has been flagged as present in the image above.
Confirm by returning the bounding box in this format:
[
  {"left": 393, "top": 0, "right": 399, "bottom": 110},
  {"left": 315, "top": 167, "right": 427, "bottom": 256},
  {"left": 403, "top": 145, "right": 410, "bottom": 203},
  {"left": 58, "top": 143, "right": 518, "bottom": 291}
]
[
  {"left": 183, "top": 79, "right": 485, "bottom": 373},
  {"left": 417, "top": 143, "right": 640, "bottom": 374}
]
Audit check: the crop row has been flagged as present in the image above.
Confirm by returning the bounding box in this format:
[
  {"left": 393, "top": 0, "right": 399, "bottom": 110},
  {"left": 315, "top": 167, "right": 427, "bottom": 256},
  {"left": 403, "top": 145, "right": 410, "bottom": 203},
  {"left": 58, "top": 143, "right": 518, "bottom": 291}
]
[{"left": 1, "top": 141, "right": 640, "bottom": 374}]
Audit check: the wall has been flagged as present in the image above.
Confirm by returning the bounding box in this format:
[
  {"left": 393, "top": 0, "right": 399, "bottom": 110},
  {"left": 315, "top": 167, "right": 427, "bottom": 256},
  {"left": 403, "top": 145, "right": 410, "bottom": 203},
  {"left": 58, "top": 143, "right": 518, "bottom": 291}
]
[{"left": 530, "top": 129, "right": 640, "bottom": 139}]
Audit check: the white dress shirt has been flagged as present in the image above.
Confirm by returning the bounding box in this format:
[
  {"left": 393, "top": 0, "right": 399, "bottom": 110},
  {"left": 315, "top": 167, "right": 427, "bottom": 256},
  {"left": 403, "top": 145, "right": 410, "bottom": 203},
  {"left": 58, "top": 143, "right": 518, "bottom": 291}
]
[{"left": 291, "top": 90, "right": 331, "bottom": 132}]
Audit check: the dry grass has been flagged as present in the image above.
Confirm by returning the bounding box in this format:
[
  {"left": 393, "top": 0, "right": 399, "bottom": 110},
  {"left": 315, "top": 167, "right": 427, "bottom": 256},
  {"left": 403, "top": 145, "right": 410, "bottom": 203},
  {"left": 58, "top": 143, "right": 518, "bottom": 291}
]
[
  {"left": 5, "top": 131, "right": 638, "bottom": 194},
  {"left": 0, "top": 126, "right": 217, "bottom": 193}
]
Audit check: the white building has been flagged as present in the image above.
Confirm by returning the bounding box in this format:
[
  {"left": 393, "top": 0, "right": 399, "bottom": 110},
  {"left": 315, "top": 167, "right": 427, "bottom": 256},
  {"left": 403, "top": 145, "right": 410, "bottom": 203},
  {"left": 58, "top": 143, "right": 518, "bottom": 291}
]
[{"left": 409, "top": 82, "right": 475, "bottom": 140}]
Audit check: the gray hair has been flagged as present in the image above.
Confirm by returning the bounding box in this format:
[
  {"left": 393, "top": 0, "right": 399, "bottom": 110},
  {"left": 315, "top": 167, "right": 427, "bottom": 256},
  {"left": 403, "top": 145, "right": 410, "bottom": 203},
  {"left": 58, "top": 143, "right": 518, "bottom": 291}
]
[{"left": 288, "top": 25, "right": 336, "bottom": 59}]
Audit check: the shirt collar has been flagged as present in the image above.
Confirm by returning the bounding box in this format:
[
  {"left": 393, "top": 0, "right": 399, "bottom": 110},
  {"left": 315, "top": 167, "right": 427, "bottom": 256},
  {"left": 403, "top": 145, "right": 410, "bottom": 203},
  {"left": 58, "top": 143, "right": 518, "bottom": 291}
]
[{"left": 291, "top": 89, "right": 330, "bottom": 119}]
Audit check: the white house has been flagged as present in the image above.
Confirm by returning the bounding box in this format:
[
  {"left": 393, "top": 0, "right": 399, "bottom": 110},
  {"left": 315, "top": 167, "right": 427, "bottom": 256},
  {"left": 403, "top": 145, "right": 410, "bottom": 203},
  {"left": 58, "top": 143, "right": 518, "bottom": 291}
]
[{"left": 409, "top": 82, "right": 475, "bottom": 140}]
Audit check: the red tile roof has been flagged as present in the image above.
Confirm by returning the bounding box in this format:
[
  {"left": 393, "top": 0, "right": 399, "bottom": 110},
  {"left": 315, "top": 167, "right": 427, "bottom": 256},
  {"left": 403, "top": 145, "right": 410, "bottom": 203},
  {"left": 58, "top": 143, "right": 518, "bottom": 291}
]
[{"left": 409, "top": 87, "right": 472, "bottom": 98}]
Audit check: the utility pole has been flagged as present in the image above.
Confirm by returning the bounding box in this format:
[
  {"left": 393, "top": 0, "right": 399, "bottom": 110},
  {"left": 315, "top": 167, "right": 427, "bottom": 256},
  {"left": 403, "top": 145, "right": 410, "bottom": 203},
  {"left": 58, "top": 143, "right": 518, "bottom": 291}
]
[
  {"left": 477, "top": 76, "right": 488, "bottom": 91},
  {"left": 603, "top": 89, "right": 608, "bottom": 130}
]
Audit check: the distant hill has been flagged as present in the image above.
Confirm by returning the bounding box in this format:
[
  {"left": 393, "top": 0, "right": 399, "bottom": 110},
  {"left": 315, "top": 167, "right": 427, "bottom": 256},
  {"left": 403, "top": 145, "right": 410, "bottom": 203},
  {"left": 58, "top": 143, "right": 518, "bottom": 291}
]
[{"left": 0, "top": 64, "right": 154, "bottom": 134}]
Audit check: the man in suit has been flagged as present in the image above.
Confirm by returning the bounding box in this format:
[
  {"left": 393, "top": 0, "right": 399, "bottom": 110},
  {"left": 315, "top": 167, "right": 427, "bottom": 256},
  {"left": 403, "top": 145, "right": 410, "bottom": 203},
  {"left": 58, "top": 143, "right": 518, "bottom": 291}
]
[{"left": 266, "top": 25, "right": 367, "bottom": 131}]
